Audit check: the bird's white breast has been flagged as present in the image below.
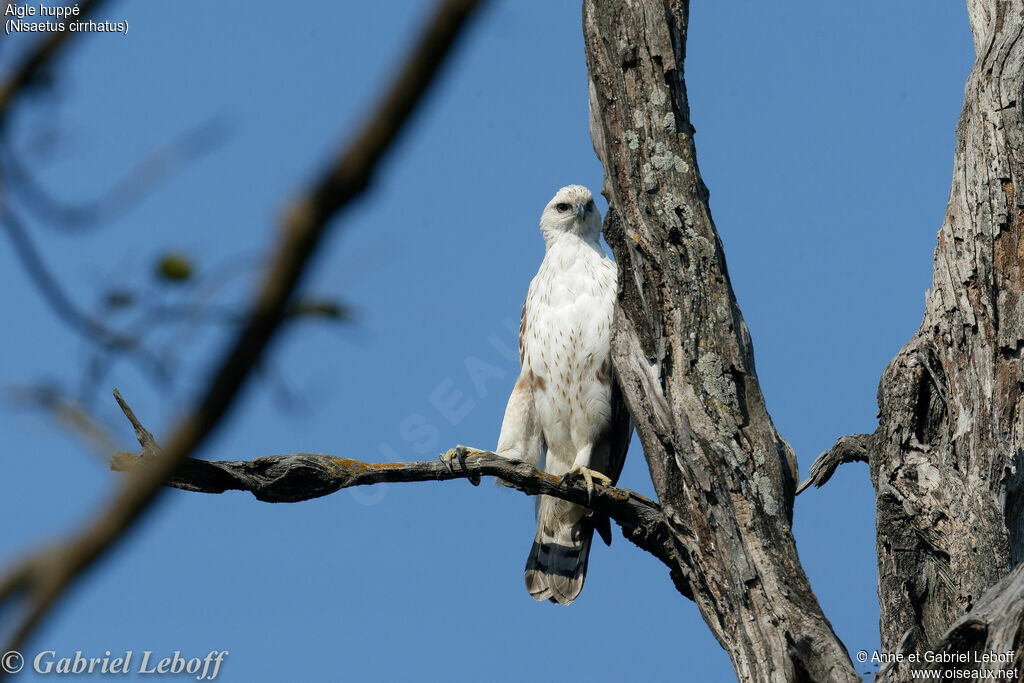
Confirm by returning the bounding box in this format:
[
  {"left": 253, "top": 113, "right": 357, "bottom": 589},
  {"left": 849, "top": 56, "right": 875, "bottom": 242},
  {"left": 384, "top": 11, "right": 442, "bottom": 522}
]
[{"left": 521, "top": 235, "right": 617, "bottom": 471}]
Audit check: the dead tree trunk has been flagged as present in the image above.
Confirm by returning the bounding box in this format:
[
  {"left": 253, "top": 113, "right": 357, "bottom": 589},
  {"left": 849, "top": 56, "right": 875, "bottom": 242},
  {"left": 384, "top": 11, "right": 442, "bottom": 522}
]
[
  {"left": 584, "top": 0, "right": 1024, "bottom": 679},
  {"left": 583, "top": 1, "right": 858, "bottom": 680},
  {"left": 870, "top": 0, "right": 1024, "bottom": 654}
]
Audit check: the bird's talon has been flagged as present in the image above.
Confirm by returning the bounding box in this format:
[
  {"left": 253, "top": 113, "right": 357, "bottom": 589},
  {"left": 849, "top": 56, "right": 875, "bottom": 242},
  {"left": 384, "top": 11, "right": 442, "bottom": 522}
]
[
  {"left": 559, "top": 466, "right": 612, "bottom": 505},
  {"left": 440, "top": 445, "right": 481, "bottom": 486},
  {"left": 439, "top": 448, "right": 457, "bottom": 474}
]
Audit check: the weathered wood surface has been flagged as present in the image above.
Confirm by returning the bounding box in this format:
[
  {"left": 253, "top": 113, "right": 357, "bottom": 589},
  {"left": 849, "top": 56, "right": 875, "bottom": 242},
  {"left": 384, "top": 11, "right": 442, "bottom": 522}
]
[
  {"left": 877, "top": 562, "right": 1024, "bottom": 682},
  {"left": 868, "top": 0, "right": 1024, "bottom": 653},
  {"left": 796, "top": 434, "right": 872, "bottom": 494},
  {"left": 582, "top": 1, "right": 858, "bottom": 680}
]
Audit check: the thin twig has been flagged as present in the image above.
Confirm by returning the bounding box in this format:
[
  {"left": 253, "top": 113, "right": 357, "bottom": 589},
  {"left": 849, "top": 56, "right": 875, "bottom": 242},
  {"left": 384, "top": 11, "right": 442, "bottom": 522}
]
[
  {"left": 1, "top": 117, "right": 232, "bottom": 230},
  {"left": 0, "top": 201, "right": 173, "bottom": 386},
  {"left": 111, "top": 388, "right": 160, "bottom": 456},
  {"left": 0, "top": 201, "right": 150, "bottom": 354},
  {"left": 7, "top": 384, "right": 120, "bottom": 458}
]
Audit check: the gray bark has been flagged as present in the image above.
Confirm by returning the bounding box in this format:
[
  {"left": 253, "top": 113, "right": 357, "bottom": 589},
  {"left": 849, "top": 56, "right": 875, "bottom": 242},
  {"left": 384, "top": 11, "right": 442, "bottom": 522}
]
[
  {"left": 878, "top": 562, "right": 1024, "bottom": 681},
  {"left": 796, "top": 435, "right": 872, "bottom": 495},
  {"left": 583, "top": 1, "right": 858, "bottom": 680},
  {"left": 869, "top": 0, "right": 1024, "bottom": 653},
  {"left": 585, "top": 0, "right": 1024, "bottom": 679}
]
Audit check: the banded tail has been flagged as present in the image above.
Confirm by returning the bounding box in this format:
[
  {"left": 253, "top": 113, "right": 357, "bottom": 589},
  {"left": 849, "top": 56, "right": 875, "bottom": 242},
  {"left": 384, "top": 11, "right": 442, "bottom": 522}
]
[{"left": 524, "top": 495, "right": 594, "bottom": 605}]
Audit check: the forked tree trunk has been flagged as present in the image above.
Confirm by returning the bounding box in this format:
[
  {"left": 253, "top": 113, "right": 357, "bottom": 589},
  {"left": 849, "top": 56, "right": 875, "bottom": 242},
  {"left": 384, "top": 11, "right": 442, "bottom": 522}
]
[
  {"left": 584, "top": 0, "right": 1024, "bottom": 681},
  {"left": 583, "top": 1, "right": 858, "bottom": 680}
]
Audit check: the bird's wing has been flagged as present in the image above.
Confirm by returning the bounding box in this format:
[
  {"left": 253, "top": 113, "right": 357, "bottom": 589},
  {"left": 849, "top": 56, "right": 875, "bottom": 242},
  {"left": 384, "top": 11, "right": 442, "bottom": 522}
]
[
  {"left": 496, "top": 299, "right": 544, "bottom": 469},
  {"left": 591, "top": 371, "right": 633, "bottom": 547},
  {"left": 518, "top": 297, "right": 527, "bottom": 365},
  {"left": 495, "top": 372, "right": 544, "bottom": 469},
  {"left": 606, "top": 371, "right": 633, "bottom": 487}
]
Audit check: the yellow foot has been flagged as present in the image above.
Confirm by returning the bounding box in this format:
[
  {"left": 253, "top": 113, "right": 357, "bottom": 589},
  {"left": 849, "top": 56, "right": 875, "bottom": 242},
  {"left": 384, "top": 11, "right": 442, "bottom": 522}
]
[
  {"left": 559, "top": 466, "right": 613, "bottom": 504},
  {"left": 439, "top": 445, "right": 481, "bottom": 486}
]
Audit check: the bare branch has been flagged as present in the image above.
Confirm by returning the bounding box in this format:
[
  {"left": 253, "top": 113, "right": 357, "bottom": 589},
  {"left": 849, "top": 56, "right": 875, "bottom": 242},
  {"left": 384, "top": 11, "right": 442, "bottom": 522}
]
[
  {"left": 796, "top": 433, "right": 873, "bottom": 494},
  {"left": 1, "top": 117, "right": 232, "bottom": 230},
  {"left": 0, "top": 203, "right": 177, "bottom": 388},
  {"left": 0, "top": 3, "right": 179, "bottom": 390},
  {"left": 104, "top": 392, "right": 690, "bottom": 599},
  {"left": 111, "top": 388, "right": 159, "bottom": 456},
  {"left": 0, "top": 201, "right": 163, "bottom": 360},
  {"left": 110, "top": 449, "right": 668, "bottom": 543},
  {"left": 7, "top": 384, "right": 120, "bottom": 458},
  {"left": 0, "top": 0, "right": 106, "bottom": 126},
  {"left": 0, "top": 0, "right": 483, "bottom": 656}
]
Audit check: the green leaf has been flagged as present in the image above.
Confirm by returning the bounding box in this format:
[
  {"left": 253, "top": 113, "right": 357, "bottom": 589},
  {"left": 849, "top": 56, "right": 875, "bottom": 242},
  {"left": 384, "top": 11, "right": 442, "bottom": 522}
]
[{"left": 155, "top": 252, "right": 194, "bottom": 283}]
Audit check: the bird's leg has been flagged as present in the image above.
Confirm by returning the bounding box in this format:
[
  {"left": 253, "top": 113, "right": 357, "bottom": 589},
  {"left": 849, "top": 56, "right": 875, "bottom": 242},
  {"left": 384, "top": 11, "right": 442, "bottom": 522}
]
[
  {"left": 559, "top": 467, "right": 612, "bottom": 504},
  {"left": 439, "top": 444, "right": 481, "bottom": 486},
  {"left": 559, "top": 446, "right": 611, "bottom": 504}
]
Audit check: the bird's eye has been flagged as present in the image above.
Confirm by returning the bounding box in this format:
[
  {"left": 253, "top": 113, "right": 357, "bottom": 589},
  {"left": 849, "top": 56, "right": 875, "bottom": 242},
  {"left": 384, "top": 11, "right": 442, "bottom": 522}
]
[
  {"left": 556, "top": 203, "right": 569, "bottom": 213},
  {"left": 586, "top": 200, "right": 595, "bottom": 210}
]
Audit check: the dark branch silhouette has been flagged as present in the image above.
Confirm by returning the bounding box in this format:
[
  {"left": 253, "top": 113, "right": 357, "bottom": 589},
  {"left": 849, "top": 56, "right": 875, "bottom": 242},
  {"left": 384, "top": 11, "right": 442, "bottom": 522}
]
[
  {"left": 0, "top": 0, "right": 106, "bottom": 128},
  {"left": 0, "top": 202, "right": 151, "bottom": 352},
  {"left": 1, "top": 117, "right": 231, "bottom": 230},
  {"left": 0, "top": 0, "right": 484, "bottom": 659}
]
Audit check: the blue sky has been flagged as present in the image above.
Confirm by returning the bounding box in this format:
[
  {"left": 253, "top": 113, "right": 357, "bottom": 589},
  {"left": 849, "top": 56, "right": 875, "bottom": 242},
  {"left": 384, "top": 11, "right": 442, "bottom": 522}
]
[{"left": 0, "top": 1, "right": 974, "bottom": 681}]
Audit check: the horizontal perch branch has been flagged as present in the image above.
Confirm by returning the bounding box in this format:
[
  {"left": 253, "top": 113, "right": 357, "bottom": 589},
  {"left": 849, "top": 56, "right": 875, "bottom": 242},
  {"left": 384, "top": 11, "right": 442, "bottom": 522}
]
[
  {"left": 108, "top": 388, "right": 694, "bottom": 599},
  {"left": 110, "top": 449, "right": 659, "bottom": 522}
]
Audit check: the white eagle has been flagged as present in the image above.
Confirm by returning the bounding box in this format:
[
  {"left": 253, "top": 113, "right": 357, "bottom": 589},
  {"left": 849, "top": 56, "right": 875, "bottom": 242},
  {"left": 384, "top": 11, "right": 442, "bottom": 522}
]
[{"left": 496, "top": 184, "right": 632, "bottom": 605}]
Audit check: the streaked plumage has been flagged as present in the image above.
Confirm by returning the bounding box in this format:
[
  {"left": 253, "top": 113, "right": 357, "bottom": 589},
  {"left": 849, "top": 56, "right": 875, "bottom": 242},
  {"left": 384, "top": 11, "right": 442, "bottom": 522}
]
[{"left": 495, "top": 185, "right": 632, "bottom": 605}]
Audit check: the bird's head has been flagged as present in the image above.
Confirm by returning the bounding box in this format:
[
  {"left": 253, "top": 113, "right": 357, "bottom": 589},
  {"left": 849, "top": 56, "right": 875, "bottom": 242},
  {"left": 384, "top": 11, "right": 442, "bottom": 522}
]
[{"left": 539, "top": 185, "right": 601, "bottom": 244}]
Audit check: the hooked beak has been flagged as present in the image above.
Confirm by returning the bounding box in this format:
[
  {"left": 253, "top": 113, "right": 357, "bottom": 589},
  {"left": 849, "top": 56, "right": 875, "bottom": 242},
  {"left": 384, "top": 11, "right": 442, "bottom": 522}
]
[{"left": 573, "top": 202, "right": 587, "bottom": 218}]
